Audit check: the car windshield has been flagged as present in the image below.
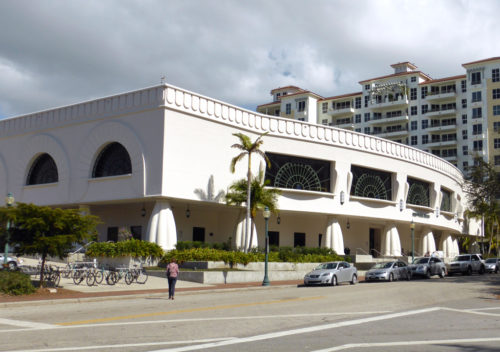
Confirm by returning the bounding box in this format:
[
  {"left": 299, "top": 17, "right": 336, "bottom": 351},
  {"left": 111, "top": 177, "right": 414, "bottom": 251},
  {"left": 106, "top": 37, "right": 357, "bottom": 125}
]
[
  {"left": 413, "top": 258, "right": 429, "bottom": 264},
  {"left": 453, "top": 255, "right": 470, "bottom": 261},
  {"left": 485, "top": 258, "right": 497, "bottom": 263},
  {"left": 372, "top": 262, "right": 393, "bottom": 269},
  {"left": 316, "top": 263, "right": 338, "bottom": 270}
]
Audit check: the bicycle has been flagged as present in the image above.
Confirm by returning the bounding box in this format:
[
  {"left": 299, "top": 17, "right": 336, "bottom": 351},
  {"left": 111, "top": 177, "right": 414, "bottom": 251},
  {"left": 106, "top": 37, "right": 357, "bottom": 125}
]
[
  {"left": 73, "top": 268, "right": 96, "bottom": 286},
  {"left": 125, "top": 265, "right": 148, "bottom": 285}
]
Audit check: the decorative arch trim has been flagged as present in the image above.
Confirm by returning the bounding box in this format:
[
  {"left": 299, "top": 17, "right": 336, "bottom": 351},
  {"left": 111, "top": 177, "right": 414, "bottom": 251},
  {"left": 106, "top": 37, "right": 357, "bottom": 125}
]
[{"left": 75, "top": 120, "right": 145, "bottom": 200}]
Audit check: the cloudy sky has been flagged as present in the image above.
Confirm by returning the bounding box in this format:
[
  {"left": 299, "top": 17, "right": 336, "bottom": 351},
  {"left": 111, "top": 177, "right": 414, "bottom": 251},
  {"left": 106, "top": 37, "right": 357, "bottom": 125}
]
[{"left": 1, "top": 0, "right": 499, "bottom": 118}]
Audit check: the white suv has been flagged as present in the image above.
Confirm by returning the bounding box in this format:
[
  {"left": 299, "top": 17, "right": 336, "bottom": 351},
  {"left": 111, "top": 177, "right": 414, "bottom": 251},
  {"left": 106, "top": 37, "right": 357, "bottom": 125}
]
[{"left": 448, "top": 254, "right": 485, "bottom": 275}]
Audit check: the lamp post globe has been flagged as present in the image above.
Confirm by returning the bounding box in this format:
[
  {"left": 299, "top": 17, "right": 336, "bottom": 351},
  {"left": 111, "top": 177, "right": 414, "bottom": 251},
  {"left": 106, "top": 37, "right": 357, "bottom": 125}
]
[{"left": 262, "top": 206, "right": 271, "bottom": 286}]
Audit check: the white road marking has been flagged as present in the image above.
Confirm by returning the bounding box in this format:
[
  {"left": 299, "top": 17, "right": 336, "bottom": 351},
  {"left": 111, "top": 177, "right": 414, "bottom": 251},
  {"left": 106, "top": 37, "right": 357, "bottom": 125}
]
[
  {"left": 0, "top": 311, "right": 391, "bottom": 333},
  {"left": 0, "top": 318, "right": 56, "bottom": 329},
  {"left": 313, "top": 337, "right": 500, "bottom": 351},
  {"left": 148, "top": 307, "right": 441, "bottom": 352},
  {"left": 3, "top": 338, "right": 235, "bottom": 352},
  {"left": 464, "top": 307, "right": 500, "bottom": 311},
  {"left": 442, "top": 307, "right": 500, "bottom": 317}
]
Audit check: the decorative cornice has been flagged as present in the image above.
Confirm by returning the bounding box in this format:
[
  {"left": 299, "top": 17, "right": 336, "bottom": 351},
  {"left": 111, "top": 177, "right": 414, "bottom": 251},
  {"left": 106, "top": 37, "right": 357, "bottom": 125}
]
[{"left": 160, "top": 84, "right": 464, "bottom": 185}]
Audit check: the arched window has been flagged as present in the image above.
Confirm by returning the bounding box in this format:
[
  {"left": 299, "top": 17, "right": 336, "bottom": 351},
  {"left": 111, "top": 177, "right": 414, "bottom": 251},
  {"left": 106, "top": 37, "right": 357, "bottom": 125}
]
[
  {"left": 27, "top": 153, "right": 59, "bottom": 185},
  {"left": 92, "top": 142, "right": 132, "bottom": 178}
]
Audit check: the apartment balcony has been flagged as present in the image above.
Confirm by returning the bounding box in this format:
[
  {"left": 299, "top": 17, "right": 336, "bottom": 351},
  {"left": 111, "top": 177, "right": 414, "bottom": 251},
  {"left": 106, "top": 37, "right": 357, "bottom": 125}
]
[
  {"left": 426, "top": 123, "right": 457, "bottom": 133},
  {"left": 425, "top": 91, "right": 457, "bottom": 102},
  {"left": 372, "top": 128, "right": 409, "bottom": 138},
  {"left": 425, "top": 139, "right": 458, "bottom": 148},
  {"left": 425, "top": 108, "right": 456, "bottom": 117},
  {"left": 335, "top": 122, "right": 355, "bottom": 130},
  {"left": 369, "top": 97, "right": 409, "bottom": 111},
  {"left": 443, "top": 155, "right": 458, "bottom": 162},
  {"left": 471, "top": 133, "right": 486, "bottom": 140},
  {"left": 370, "top": 114, "right": 409, "bottom": 125},
  {"left": 328, "top": 107, "right": 355, "bottom": 117}
]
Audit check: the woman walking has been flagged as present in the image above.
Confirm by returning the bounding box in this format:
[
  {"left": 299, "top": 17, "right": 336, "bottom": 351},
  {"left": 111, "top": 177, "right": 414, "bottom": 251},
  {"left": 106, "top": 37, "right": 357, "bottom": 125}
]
[{"left": 166, "top": 258, "right": 179, "bottom": 300}]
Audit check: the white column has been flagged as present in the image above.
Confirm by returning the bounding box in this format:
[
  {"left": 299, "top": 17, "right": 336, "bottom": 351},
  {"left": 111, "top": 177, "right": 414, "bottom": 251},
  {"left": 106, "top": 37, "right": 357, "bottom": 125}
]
[
  {"left": 441, "top": 234, "right": 455, "bottom": 258},
  {"left": 382, "top": 225, "right": 401, "bottom": 256},
  {"left": 452, "top": 237, "right": 460, "bottom": 257},
  {"left": 421, "top": 229, "right": 436, "bottom": 256},
  {"left": 325, "top": 218, "right": 345, "bottom": 255},
  {"left": 235, "top": 216, "right": 258, "bottom": 251},
  {"left": 146, "top": 201, "right": 177, "bottom": 250}
]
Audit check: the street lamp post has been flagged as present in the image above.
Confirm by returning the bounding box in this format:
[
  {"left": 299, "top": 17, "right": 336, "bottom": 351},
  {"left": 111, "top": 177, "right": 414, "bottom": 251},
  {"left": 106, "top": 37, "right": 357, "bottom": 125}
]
[
  {"left": 3, "top": 193, "right": 15, "bottom": 267},
  {"left": 262, "top": 206, "right": 271, "bottom": 286},
  {"left": 410, "top": 220, "right": 415, "bottom": 263}
]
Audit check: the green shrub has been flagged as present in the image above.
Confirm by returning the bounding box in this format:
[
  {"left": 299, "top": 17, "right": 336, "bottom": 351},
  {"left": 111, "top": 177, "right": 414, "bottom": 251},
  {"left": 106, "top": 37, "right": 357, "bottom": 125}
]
[
  {"left": 86, "top": 239, "right": 164, "bottom": 258},
  {"left": 160, "top": 246, "right": 347, "bottom": 266},
  {"left": 0, "top": 270, "right": 36, "bottom": 296},
  {"left": 175, "top": 241, "right": 230, "bottom": 251}
]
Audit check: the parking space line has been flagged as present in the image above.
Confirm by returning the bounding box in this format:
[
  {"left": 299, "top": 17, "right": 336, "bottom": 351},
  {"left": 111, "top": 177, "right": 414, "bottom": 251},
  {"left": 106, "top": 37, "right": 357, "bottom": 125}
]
[
  {"left": 56, "top": 296, "right": 325, "bottom": 326},
  {"left": 313, "top": 337, "right": 500, "bottom": 351},
  {"left": 0, "top": 318, "right": 56, "bottom": 329}
]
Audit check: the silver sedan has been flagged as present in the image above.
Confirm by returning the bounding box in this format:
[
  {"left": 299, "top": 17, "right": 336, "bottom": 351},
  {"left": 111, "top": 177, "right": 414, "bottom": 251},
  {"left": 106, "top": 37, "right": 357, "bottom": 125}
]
[
  {"left": 365, "top": 261, "right": 411, "bottom": 282},
  {"left": 304, "top": 261, "right": 358, "bottom": 286}
]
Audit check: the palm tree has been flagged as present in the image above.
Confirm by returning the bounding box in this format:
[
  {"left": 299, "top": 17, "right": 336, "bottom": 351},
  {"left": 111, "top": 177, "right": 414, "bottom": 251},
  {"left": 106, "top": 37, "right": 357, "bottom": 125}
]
[
  {"left": 226, "top": 169, "right": 280, "bottom": 251},
  {"left": 230, "top": 132, "right": 270, "bottom": 252}
]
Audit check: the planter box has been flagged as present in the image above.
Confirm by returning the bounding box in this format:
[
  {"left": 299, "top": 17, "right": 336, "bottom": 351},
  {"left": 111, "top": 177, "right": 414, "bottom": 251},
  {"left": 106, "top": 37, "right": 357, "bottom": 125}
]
[{"left": 91, "top": 256, "right": 159, "bottom": 268}]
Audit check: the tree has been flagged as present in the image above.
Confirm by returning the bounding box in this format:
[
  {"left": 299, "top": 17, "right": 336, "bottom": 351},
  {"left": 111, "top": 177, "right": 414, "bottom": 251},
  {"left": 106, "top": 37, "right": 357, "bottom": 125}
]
[
  {"left": 0, "top": 203, "right": 99, "bottom": 287},
  {"left": 230, "top": 132, "right": 270, "bottom": 252},
  {"left": 225, "top": 168, "right": 280, "bottom": 251},
  {"left": 462, "top": 157, "right": 500, "bottom": 255}
]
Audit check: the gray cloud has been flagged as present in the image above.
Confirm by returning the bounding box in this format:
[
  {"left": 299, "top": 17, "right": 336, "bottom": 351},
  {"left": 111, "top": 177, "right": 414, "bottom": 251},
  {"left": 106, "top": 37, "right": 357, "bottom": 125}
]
[{"left": 1, "top": 0, "right": 499, "bottom": 117}]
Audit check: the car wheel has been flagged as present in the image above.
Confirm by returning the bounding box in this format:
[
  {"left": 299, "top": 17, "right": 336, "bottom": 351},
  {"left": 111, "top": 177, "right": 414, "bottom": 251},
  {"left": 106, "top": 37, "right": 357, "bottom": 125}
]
[
  {"left": 439, "top": 268, "right": 446, "bottom": 278},
  {"left": 388, "top": 273, "right": 394, "bottom": 282},
  {"left": 479, "top": 266, "right": 485, "bottom": 275},
  {"left": 425, "top": 268, "right": 431, "bottom": 279},
  {"left": 331, "top": 275, "right": 337, "bottom": 286},
  {"left": 8, "top": 261, "right": 17, "bottom": 270},
  {"left": 495, "top": 266, "right": 498, "bottom": 274},
  {"left": 467, "top": 266, "right": 472, "bottom": 276},
  {"left": 350, "top": 274, "right": 357, "bottom": 285}
]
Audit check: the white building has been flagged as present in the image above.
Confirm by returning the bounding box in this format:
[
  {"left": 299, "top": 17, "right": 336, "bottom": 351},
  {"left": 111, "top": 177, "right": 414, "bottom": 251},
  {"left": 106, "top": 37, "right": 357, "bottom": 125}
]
[
  {"left": 0, "top": 83, "right": 479, "bottom": 258},
  {"left": 257, "top": 57, "right": 500, "bottom": 174}
]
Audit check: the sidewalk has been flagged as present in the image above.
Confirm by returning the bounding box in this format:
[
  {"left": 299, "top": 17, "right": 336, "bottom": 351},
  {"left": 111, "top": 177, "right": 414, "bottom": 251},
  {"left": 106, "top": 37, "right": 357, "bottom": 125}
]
[{"left": 1, "top": 257, "right": 303, "bottom": 305}]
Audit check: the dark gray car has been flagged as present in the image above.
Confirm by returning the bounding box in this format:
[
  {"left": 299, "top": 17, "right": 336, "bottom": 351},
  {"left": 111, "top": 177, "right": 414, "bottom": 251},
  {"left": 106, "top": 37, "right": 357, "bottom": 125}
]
[
  {"left": 365, "top": 261, "right": 411, "bottom": 282},
  {"left": 304, "top": 261, "right": 358, "bottom": 286},
  {"left": 409, "top": 256, "right": 447, "bottom": 278}
]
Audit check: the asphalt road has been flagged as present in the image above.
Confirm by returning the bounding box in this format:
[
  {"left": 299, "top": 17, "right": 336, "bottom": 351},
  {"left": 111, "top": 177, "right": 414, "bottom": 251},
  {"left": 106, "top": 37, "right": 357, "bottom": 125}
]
[{"left": 1, "top": 274, "right": 499, "bottom": 352}]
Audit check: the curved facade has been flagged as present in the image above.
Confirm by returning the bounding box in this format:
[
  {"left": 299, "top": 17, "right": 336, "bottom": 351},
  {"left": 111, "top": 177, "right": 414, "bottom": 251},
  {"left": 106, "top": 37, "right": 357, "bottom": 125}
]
[{"left": 0, "top": 83, "right": 480, "bottom": 258}]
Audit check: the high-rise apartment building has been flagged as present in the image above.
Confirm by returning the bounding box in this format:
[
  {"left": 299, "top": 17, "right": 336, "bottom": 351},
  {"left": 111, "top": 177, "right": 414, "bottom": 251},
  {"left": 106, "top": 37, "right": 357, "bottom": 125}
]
[{"left": 257, "top": 57, "right": 500, "bottom": 173}]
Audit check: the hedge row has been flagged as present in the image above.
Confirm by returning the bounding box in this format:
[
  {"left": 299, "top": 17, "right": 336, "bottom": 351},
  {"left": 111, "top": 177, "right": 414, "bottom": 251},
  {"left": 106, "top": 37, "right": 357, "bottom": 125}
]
[
  {"left": 85, "top": 239, "right": 164, "bottom": 258},
  {"left": 161, "top": 247, "right": 348, "bottom": 266}
]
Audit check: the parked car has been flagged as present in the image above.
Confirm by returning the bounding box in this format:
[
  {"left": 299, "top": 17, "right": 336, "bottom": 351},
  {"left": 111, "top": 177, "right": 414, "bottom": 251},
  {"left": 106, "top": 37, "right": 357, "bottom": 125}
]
[
  {"left": 0, "top": 255, "right": 23, "bottom": 270},
  {"left": 409, "top": 256, "right": 447, "bottom": 278},
  {"left": 484, "top": 258, "right": 499, "bottom": 273},
  {"left": 304, "top": 261, "right": 358, "bottom": 286},
  {"left": 365, "top": 261, "right": 411, "bottom": 282},
  {"left": 447, "top": 254, "right": 485, "bottom": 275}
]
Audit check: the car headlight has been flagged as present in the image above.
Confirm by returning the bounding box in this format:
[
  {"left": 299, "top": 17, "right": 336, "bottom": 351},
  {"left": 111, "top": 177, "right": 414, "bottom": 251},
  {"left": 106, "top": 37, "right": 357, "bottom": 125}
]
[{"left": 321, "top": 272, "right": 331, "bottom": 277}]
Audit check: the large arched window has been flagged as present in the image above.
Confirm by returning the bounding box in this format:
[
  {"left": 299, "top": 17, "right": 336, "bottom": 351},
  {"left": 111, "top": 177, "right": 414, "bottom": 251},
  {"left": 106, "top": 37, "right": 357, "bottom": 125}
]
[
  {"left": 27, "top": 153, "right": 59, "bottom": 185},
  {"left": 92, "top": 142, "right": 132, "bottom": 178}
]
